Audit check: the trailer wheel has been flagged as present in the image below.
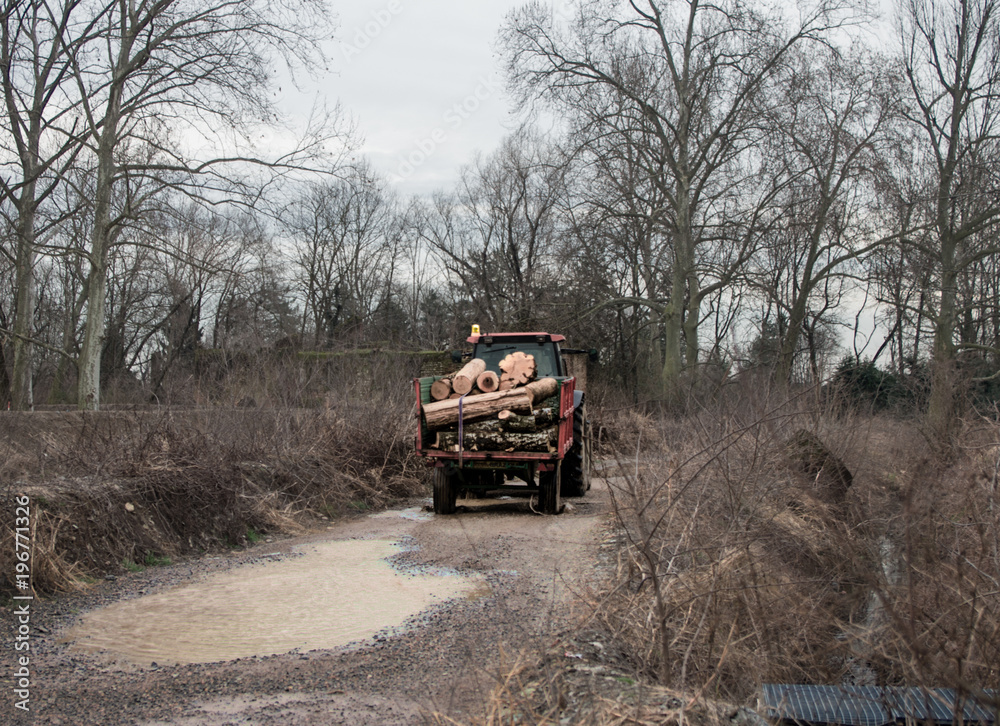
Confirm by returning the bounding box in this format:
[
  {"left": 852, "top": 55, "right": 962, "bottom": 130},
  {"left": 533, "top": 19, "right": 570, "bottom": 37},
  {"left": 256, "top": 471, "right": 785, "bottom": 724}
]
[
  {"left": 433, "top": 467, "right": 458, "bottom": 514},
  {"left": 561, "top": 404, "right": 591, "bottom": 497},
  {"left": 538, "top": 462, "right": 562, "bottom": 514}
]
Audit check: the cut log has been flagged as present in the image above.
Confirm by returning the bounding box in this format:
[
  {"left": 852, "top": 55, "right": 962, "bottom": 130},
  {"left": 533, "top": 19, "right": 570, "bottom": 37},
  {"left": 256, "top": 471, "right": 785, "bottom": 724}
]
[
  {"left": 523, "top": 377, "right": 558, "bottom": 404},
  {"left": 533, "top": 408, "right": 555, "bottom": 426},
  {"left": 497, "top": 410, "right": 537, "bottom": 433},
  {"left": 423, "top": 390, "right": 533, "bottom": 429},
  {"left": 499, "top": 352, "right": 536, "bottom": 387},
  {"left": 476, "top": 370, "right": 500, "bottom": 393},
  {"left": 430, "top": 378, "right": 453, "bottom": 401},
  {"left": 434, "top": 430, "right": 554, "bottom": 453},
  {"left": 422, "top": 378, "right": 558, "bottom": 429},
  {"left": 498, "top": 379, "right": 515, "bottom": 391},
  {"left": 448, "top": 392, "right": 462, "bottom": 399},
  {"left": 465, "top": 419, "right": 503, "bottom": 433},
  {"left": 452, "top": 358, "right": 487, "bottom": 395}
]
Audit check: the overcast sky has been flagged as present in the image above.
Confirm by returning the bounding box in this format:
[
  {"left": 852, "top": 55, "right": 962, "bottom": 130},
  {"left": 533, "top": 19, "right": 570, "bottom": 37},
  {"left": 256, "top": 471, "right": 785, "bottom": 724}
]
[
  {"left": 304, "top": 0, "right": 530, "bottom": 198},
  {"left": 279, "top": 0, "right": 894, "bottom": 200}
]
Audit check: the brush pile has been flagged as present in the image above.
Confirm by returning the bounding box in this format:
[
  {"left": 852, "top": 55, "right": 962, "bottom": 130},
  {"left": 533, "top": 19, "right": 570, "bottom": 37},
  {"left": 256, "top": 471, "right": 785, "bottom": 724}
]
[{"left": 423, "top": 355, "right": 561, "bottom": 453}]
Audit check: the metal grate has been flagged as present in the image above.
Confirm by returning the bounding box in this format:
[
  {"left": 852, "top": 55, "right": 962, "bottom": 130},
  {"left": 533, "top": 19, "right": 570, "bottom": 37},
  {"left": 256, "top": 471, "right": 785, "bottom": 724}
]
[
  {"left": 760, "top": 684, "right": 998, "bottom": 726},
  {"left": 761, "top": 685, "right": 890, "bottom": 726}
]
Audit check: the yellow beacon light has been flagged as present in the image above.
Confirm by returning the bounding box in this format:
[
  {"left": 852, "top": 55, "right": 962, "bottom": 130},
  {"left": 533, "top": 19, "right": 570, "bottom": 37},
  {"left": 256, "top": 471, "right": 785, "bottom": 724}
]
[{"left": 471, "top": 324, "right": 480, "bottom": 335}]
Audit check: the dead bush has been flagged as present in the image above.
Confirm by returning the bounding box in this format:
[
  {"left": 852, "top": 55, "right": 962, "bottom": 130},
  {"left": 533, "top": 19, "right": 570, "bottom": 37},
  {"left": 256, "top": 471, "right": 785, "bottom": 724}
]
[
  {"left": 586, "top": 381, "right": 1000, "bottom": 704},
  {"left": 0, "top": 360, "right": 425, "bottom": 597}
]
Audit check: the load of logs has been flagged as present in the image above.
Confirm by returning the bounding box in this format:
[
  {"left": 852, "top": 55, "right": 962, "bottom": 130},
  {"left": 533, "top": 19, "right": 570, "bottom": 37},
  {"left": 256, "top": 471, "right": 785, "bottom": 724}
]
[{"left": 424, "top": 353, "right": 560, "bottom": 453}]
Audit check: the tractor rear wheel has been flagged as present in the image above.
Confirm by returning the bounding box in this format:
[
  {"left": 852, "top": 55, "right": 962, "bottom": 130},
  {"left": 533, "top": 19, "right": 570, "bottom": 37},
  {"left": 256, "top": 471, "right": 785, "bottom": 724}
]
[
  {"left": 538, "top": 462, "right": 561, "bottom": 514},
  {"left": 561, "top": 404, "right": 591, "bottom": 497},
  {"left": 433, "top": 467, "right": 458, "bottom": 514}
]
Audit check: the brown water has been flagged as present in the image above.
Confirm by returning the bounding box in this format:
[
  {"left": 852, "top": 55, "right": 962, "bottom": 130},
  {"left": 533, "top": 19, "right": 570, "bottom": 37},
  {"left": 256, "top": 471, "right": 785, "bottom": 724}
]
[{"left": 65, "top": 539, "right": 475, "bottom": 665}]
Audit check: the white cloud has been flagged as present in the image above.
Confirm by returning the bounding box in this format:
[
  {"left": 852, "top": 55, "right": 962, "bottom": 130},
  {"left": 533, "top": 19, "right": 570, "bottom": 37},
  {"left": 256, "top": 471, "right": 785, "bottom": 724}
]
[{"left": 275, "top": 0, "right": 526, "bottom": 197}]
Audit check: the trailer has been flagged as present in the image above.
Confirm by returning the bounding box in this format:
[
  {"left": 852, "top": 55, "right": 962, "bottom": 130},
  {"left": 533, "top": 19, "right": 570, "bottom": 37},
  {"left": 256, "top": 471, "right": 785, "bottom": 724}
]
[{"left": 414, "top": 331, "right": 592, "bottom": 515}]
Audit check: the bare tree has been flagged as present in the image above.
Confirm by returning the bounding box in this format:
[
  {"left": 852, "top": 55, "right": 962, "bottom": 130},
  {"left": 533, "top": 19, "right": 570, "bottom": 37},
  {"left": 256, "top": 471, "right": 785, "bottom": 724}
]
[
  {"left": 502, "top": 0, "right": 857, "bottom": 394},
  {"left": 289, "top": 163, "right": 401, "bottom": 348},
  {"left": 0, "top": 234, "right": 13, "bottom": 401},
  {"left": 867, "top": 140, "right": 934, "bottom": 376},
  {"left": 898, "top": 0, "right": 1000, "bottom": 436},
  {"left": 211, "top": 224, "right": 295, "bottom": 353},
  {"left": 416, "top": 128, "right": 566, "bottom": 331},
  {"left": 0, "top": 0, "right": 89, "bottom": 409},
  {"left": 396, "top": 204, "right": 449, "bottom": 349},
  {"left": 557, "top": 122, "right": 675, "bottom": 393},
  {"left": 755, "top": 46, "right": 903, "bottom": 383},
  {"left": 60, "top": 0, "right": 344, "bottom": 409}
]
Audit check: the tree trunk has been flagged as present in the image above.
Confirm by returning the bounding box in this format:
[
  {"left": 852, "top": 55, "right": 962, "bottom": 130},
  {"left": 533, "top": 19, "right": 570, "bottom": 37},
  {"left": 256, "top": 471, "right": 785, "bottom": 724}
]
[
  {"left": 452, "top": 358, "right": 486, "bottom": 395},
  {"left": 423, "top": 389, "right": 534, "bottom": 429},
  {"left": 663, "top": 121, "right": 694, "bottom": 398},
  {"left": 430, "top": 378, "right": 453, "bottom": 401},
  {"left": 0, "top": 328, "right": 10, "bottom": 405},
  {"left": 777, "top": 291, "right": 812, "bottom": 385},
  {"left": 465, "top": 419, "right": 503, "bottom": 433},
  {"left": 78, "top": 105, "right": 120, "bottom": 410},
  {"left": 684, "top": 272, "right": 701, "bottom": 377},
  {"left": 11, "top": 196, "right": 36, "bottom": 410},
  {"left": 434, "top": 430, "right": 554, "bottom": 452},
  {"left": 522, "top": 376, "right": 558, "bottom": 403},
  {"left": 497, "top": 410, "right": 538, "bottom": 432},
  {"left": 78, "top": 246, "right": 109, "bottom": 410},
  {"left": 476, "top": 370, "right": 499, "bottom": 393},
  {"left": 662, "top": 303, "right": 682, "bottom": 396},
  {"left": 9, "top": 123, "right": 40, "bottom": 410},
  {"left": 500, "top": 351, "right": 536, "bottom": 387},
  {"left": 532, "top": 407, "right": 555, "bottom": 426},
  {"left": 928, "top": 246, "right": 958, "bottom": 443}
]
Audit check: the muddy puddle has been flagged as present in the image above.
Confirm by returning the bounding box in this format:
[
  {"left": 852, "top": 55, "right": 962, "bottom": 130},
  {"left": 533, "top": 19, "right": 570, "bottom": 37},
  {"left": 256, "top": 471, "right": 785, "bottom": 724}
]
[
  {"left": 369, "top": 505, "right": 434, "bottom": 522},
  {"left": 65, "top": 539, "right": 476, "bottom": 665}
]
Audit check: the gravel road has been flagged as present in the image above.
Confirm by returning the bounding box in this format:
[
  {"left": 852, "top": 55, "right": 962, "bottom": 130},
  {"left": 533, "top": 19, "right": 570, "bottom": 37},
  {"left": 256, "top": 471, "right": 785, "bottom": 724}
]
[{"left": 4, "top": 480, "right": 611, "bottom": 725}]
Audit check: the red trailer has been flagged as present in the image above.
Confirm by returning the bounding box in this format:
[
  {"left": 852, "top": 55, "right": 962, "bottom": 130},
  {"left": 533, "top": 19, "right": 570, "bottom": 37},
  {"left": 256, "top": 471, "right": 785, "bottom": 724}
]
[{"left": 414, "top": 331, "right": 592, "bottom": 515}]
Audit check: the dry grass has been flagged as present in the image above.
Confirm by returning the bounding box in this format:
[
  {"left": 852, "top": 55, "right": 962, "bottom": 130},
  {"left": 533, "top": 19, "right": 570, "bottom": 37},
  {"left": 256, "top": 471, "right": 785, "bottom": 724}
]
[
  {"left": 477, "top": 381, "right": 1000, "bottom": 722},
  {"left": 6, "top": 359, "right": 999, "bottom": 720},
  {"left": 0, "top": 360, "right": 425, "bottom": 597}
]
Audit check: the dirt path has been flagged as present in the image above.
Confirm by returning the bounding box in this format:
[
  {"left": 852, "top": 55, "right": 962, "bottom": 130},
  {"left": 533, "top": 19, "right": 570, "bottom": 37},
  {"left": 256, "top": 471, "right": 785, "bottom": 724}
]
[{"left": 12, "top": 480, "right": 611, "bottom": 725}]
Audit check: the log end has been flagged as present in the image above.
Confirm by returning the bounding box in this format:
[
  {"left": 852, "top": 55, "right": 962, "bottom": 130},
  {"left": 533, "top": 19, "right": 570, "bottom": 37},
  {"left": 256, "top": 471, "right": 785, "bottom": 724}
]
[
  {"left": 477, "top": 371, "right": 500, "bottom": 393},
  {"left": 430, "top": 378, "right": 453, "bottom": 401}
]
